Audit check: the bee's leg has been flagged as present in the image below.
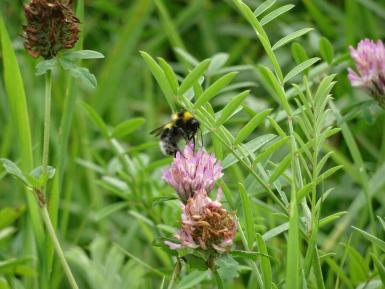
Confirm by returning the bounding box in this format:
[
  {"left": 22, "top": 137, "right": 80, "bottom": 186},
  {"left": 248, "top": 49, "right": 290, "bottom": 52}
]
[{"left": 178, "top": 127, "right": 189, "bottom": 143}]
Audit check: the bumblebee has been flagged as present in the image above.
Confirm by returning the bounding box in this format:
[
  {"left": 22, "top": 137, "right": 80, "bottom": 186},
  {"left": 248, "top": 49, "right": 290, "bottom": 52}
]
[{"left": 151, "top": 110, "right": 200, "bottom": 156}]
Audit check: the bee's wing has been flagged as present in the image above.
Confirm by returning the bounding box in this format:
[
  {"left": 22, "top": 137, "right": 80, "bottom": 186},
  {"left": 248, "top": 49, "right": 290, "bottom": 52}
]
[{"left": 150, "top": 121, "right": 173, "bottom": 136}]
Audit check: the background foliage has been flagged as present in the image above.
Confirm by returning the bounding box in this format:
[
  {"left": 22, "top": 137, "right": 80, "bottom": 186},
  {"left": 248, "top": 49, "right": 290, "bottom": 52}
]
[{"left": 1, "top": 0, "right": 385, "bottom": 288}]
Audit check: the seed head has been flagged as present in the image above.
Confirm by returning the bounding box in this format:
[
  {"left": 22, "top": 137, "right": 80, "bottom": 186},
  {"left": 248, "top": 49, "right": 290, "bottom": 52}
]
[
  {"left": 163, "top": 143, "right": 223, "bottom": 203},
  {"left": 348, "top": 39, "right": 385, "bottom": 108},
  {"left": 23, "top": 0, "right": 80, "bottom": 59}
]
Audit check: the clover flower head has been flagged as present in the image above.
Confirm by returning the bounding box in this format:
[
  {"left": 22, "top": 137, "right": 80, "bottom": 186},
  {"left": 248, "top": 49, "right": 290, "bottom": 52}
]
[
  {"left": 23, "top": 0, "right": 80, "bottom": 59},
  {"left": 348, "top": 39, "right": 385, "bottom": 108},
  {"left": 165, "top": 189, "right": 237, "bottom": 253},
  {"left": 163, "top": 143, "right": 223, "bottom": 203}
]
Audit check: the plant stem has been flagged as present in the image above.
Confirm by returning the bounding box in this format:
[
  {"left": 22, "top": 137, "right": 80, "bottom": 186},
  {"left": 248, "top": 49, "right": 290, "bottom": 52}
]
[
  {"left": 167, "top": 261, "right": 180, "bottom": 289},
  {"left": 40, "top": 70, "right": 80, "bottom": 289},
  {"left": 213, "top": 270, "right": 224, "bottom": 289},
  {"left": 42, "top": 71, "right": 52, "bottom": 176},
  {"left": 41, "top": 206, "right": 80, "bottom": 289}
]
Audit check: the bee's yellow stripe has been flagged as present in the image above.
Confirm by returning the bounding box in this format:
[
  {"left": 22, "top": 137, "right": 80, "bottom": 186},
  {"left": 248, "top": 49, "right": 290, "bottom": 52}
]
[
  {"left": 183, "top": 111, "right": 193, "bottom": 121},
  {"left": 171, "top": 113, "right": 178, "bottom": 121}
]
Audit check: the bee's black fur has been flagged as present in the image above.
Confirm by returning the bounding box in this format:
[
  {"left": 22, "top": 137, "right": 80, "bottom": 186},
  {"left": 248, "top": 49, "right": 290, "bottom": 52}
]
[{"left": 151, "top": 110, "right": 200, "bottom": 156}]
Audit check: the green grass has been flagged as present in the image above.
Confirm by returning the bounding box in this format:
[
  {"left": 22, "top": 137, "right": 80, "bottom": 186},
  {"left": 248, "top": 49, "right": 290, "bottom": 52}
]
[{"left": 1, "top": 0, "right": 385, "bottom": 288}]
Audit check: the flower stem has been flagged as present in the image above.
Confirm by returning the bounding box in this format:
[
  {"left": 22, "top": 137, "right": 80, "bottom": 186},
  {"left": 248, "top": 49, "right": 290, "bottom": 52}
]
[
  {"left": 42, "top": 71, "right": 52, "bottom": 175},
  {"left": 213, "top": 270, "right": 224, "bottom": 289},
  {"left": 40, "top": 70, "right": 80, "bottom": 289},
  {"left": 41, "top": 206, "right": 79, "bottom": 289},
  {"left": 167, "top": 261, "right": 180, "bottom": 289}
]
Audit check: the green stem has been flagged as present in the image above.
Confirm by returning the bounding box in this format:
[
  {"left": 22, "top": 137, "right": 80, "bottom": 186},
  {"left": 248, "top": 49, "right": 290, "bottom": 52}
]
[
  {"left": 41, "top": 206, "right": 80, "bottom": 289},
  {"left": 213, "top": 270, "right": 224, "bottom": 289},
  {"left": 40, "top": 70, "right": 80, "bottom": 289},
  {"left": 42, "top": 71, "right": 52, "bottom": 176},
  {"left": 167, "top": 261, "right": 180, "bottom": 289}
]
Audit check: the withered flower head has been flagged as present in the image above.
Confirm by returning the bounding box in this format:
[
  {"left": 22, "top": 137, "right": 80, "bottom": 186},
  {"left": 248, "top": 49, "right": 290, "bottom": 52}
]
[
  {"left": 165, "top": 189, "right": 237, "bottom": 253},
  {"left": 23, "top": 0, "right": 80, "bottom": 59}
]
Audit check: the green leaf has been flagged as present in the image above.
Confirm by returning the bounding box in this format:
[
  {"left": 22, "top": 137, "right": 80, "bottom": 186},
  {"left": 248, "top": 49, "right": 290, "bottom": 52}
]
[
  {"left": 319, "top": 212, "right": 347, "bottom": 227},
  {"left": 284, "top": 58, "right": 320, "bottom": 83},
  {"left": 81, "top": 101, "right": 110, "bottom": 138},
  {"left": 231, "top": 250, "right": 268, "bottom": 261},
  {"left": 216, "top": 90, "right": 249, "bottom": 126},
  {"left": 207, "top": 53, "right": 228, "bottom": 75},
  {"left": 27, "top": 165, "right": 56, "bottom": 187},
  {"left": 0, "top": 257, "right": 34, "bottom": 275},
  {"left": 178, "top": 59, "right": 211, "bottom": 95},
  {"left": 314, "top": 75, "right": 336, "bottom": 117},
  {"left": 312, "top": 248, "right": 325, "bottom": 289},
  {"left": 194, "top": 72, "right": 237, "bottom": 108},
  {"left": 316, "top": 165, "right": 343, "bottom": 184},
  {"left": 140, "top": 51, "right": 176, "bottom": 111},
  {"left": 35, "top": 58, "right": 58, "bottom": 76},
  {"left": 232, "top": 0, "right": 283, "bottom": 81},
  {"left": 352, "top": 226, "right": 385, "bottom": 252},
  {"left": 69, "top": 66, "right": 97, "bottom": 89},
  {"left": 254, "top": 0, "right": 276, "bottom": 17},
  {"left": 0, "top": 207, "right": 26, "bottom": 230},
  {"left": 285, "top": 190, "right": 300, "bottom": 289},
  {"left": 0, "top": 159, "right": 29, "bottom": 186},
  {"left": 29, "top": 166, "right": 56, "bottom": 180},
  {"left": 260, "top": 4, "right": 295, "bottom": 26},
  {"left": 151, "top": 196, "right": 178, "bottom": 207},
  {"left": 256, "top": 233, "right": 272, "bottom": 289},
  {"left": 257, "top": 65, "right": 291, "bottom": 115},
  {"left": 0, "top": 15, "right": 45, "bottom": 250},
  {"left": 268, "top": 154, "right": 291, "bottom": 183},
  {"left": 184, "top": 255, "right": 207, "bottom": 271},
  {"left": 111, "top": 118, "right": 145, "bottom": 138},
  {"left": 222, "top": 134, "right": 276, "bottom": 169},
  {"left": 372, "top": 254, "right": 385, "bottom": 286},
  {"left": 217, "top": 254, "right": 240, "bottom": 282},
  {"left": 344, "top": 243, "right": 370, "bottom": 284},
  {"left": 158, "top": 57, "right": 179, "bottom": 94},
  {"left": 239, "top": 183, "right": 255, "bottom": 249},
  {"left": 378, "top": 216, "right": 385, "bottom": 232},
  {"left": 58, "top": 57, "right": 77, "bottom": 70},
  {"left": 174, "top": 48, "right": 199, "bottom": 66},
  {"left": 94, "top": 202, "right": 128, "bottom": 222},
  {"left": 234, "top": 109, "right": 272, "bottom": 144},
  {"left": 297, "top": 183, "right": 313, "bottom": 201},
  {"left": 319, "top": 37, "right": 334, "bottom": 64},
  {"left": 62, "top": 49, "right": 104, "bottom": 60},
  {"left": 291, "top": 42, "right": 308, "bottom": 64},
  {"left": 273, "top": 28, "right": 313, "bottom": 51},
  {"left": 253, "top": 136, "right": 289, "bottom": 165},
  {"left": 0, "top": 277, "right": 11, "bottom": 289}
]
